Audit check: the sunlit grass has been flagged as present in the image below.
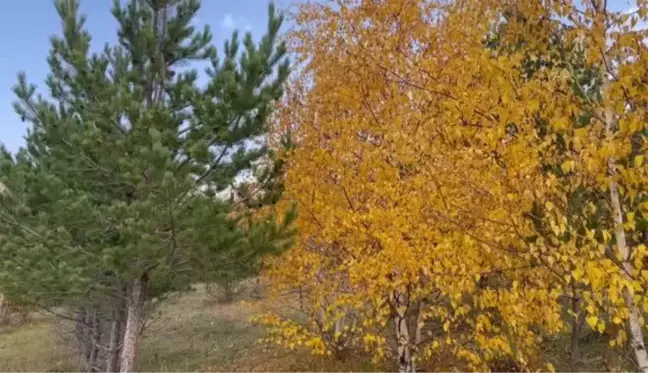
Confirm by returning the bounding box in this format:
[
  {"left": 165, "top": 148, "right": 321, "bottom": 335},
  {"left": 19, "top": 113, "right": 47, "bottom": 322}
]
[{"left": 0, "top": 283, "right": 377, "bottom": 372}]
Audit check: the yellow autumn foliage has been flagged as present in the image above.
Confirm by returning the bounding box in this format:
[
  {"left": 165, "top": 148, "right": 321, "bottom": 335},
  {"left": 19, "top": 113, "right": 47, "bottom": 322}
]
[{"left": 256, "top": 0, "right": 648, "bottom": 371}]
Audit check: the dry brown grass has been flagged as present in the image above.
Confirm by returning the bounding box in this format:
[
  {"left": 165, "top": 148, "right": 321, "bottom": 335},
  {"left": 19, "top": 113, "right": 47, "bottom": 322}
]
[
  {"left": 0, "top": 317, "right": 78, "bottom": 372},
  {"left": 0, "top": 284, "right": 376, "bottom": 372},
  {"left": 3, "top": 283, "right": 621, "bottom": 372}
]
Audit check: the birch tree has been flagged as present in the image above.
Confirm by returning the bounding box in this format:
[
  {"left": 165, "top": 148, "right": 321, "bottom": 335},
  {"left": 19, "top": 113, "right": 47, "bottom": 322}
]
[{"left": 259, "top": 0, "right": 648, "bottom": 371}]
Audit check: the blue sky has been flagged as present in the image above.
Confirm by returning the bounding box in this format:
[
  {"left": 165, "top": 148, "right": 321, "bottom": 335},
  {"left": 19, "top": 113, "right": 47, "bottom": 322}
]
[
  {"left": 0, "top": 0, "right": 638, "bottom": 154},
  {"left": 0, "top": 0, "right": 295, "bottom": 154}
]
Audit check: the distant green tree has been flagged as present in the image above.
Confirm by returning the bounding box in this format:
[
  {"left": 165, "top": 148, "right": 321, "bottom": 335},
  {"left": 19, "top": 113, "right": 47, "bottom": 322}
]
[{"left": 0, "top": 0, "right": 294, "bottom": 371}]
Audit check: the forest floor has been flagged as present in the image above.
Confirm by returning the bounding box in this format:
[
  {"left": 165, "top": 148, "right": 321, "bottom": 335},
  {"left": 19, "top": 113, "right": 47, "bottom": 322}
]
[
  {"left": 0, "top": 282, "right": 628, "bottom": 372},
  {"left": 0, "top": 283, "right": 377, "bottom": 372}
]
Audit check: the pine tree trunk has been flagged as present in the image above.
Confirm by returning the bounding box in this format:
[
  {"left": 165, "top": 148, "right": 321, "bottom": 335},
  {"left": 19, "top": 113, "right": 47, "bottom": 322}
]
[
  {"left": 119, "top": 276, "right": 147, "bottom": 373},
  {"left": 106, "top": 319, "right": 122, "bottom": 373},
  {"left": 89, "top": 309, "right": 101, "bottom": 372},
  {"left": 106, "top": 298, "right": 125, "bottom": 373},
  {"left": 221, "top": 281, "right": 235, "bottom": 303},
  {"left": 76, "top": 308, "right": 93, "bottom": 370},
  {"left": 253, "top": 278, "right": 261, "bottom": 299}
]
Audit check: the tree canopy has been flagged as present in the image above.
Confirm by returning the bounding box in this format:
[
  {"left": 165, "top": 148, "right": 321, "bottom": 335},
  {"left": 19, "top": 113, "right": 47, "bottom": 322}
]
[{"left": 256, "top": 0, "right": 648, "bottom": 372}]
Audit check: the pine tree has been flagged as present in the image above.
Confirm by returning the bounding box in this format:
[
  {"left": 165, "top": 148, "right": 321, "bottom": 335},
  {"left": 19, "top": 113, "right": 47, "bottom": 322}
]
[{"left": 0, "top": 0, "right": 294, "bottom": 371}]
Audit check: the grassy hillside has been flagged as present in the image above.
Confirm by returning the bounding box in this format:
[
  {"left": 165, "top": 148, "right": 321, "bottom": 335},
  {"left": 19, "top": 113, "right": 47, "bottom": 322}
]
[{"left": 0, "top": 284, "right": 378, "bottom": 372}]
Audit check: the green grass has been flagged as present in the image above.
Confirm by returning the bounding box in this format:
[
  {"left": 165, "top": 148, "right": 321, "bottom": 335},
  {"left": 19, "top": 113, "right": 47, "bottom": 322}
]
[{"left": 0, "top": 285, "right": 376, "bottom": 372}]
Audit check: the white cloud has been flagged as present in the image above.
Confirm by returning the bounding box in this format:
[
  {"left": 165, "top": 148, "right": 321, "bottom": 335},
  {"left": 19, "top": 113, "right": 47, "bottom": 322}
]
[
  {"left": 220, "top": 14, "right": 253, "bottom": 32},
  {"left": 220, "top": 14, "right": 235, "bottom": 30},
  {"left": 622, "top": 5, "right": 648, "bottom": 31},
  {"left": 626, "top": 6, "right": 639, "bottom": 14}
]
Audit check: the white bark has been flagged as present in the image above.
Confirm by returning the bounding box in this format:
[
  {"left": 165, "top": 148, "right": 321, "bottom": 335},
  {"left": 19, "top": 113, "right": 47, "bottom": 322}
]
[
  {"left": 603, "top": 57, "right": 648, "bottom": 373},
  {"left": 119, "top": 276, "right": 147, "bottom": 373},
  {"left": 592, "top": 1, "right": 648, "bottom": 369},
  {"left": 607, "top": 155, "right": 648, "bottom": 372},
  {"left": 391, "top": 291, "right": 414, "bottom": 373},
  {"left": 395, "top": 312, "right": 413, "bottom": 373}
]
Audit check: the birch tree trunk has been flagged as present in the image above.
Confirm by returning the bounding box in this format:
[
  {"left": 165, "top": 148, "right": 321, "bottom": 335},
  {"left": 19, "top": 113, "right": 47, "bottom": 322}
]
[
  {"left": 607, "top": 156, "right": 648, "bottom": 372},
  {"left": 412, "top": 301, "right": 425, "bottom": 373},
  {"left": 119, "top": 276, "right": 147, "bottom": 373},
  {"left": 569, "top": 286, "right": 584, "bottom": 372},
  {"left": 391, "top": 290, "right": 413, "bottom": 373},
  {"left": 395, "top": 311, "right": 413, "bottom": 373},
  {"left": 592, "top": 2, "right": 648, "bottom": 370}
]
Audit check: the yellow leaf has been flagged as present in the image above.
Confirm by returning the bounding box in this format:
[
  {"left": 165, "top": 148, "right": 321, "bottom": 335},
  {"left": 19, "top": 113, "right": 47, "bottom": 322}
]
[
  {"left": 528, "top": 99, "right": 540, "bottom": 112},
  {"left": 597, "top": 321, "right": 606, "bottom": 333},
  {"left": 610, "top": 288, "right": 619, "bottom": 304},
  {"left": 586, "top": 315, "right": 599, "bottom": 329},
  {"left": 560, "top": 160, "right": 575, "bottom": 173},
  {"left": 635, "top": 155, "right": 645, "bottom": 168},
  {"left": 554, "top": 117, "right": 570, "bottom": 130}
]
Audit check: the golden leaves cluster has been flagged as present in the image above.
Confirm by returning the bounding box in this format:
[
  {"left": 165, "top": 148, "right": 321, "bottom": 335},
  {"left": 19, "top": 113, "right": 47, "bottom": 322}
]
[{"left": 256, "top": 0, "right": 648, "bottom": 370}]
